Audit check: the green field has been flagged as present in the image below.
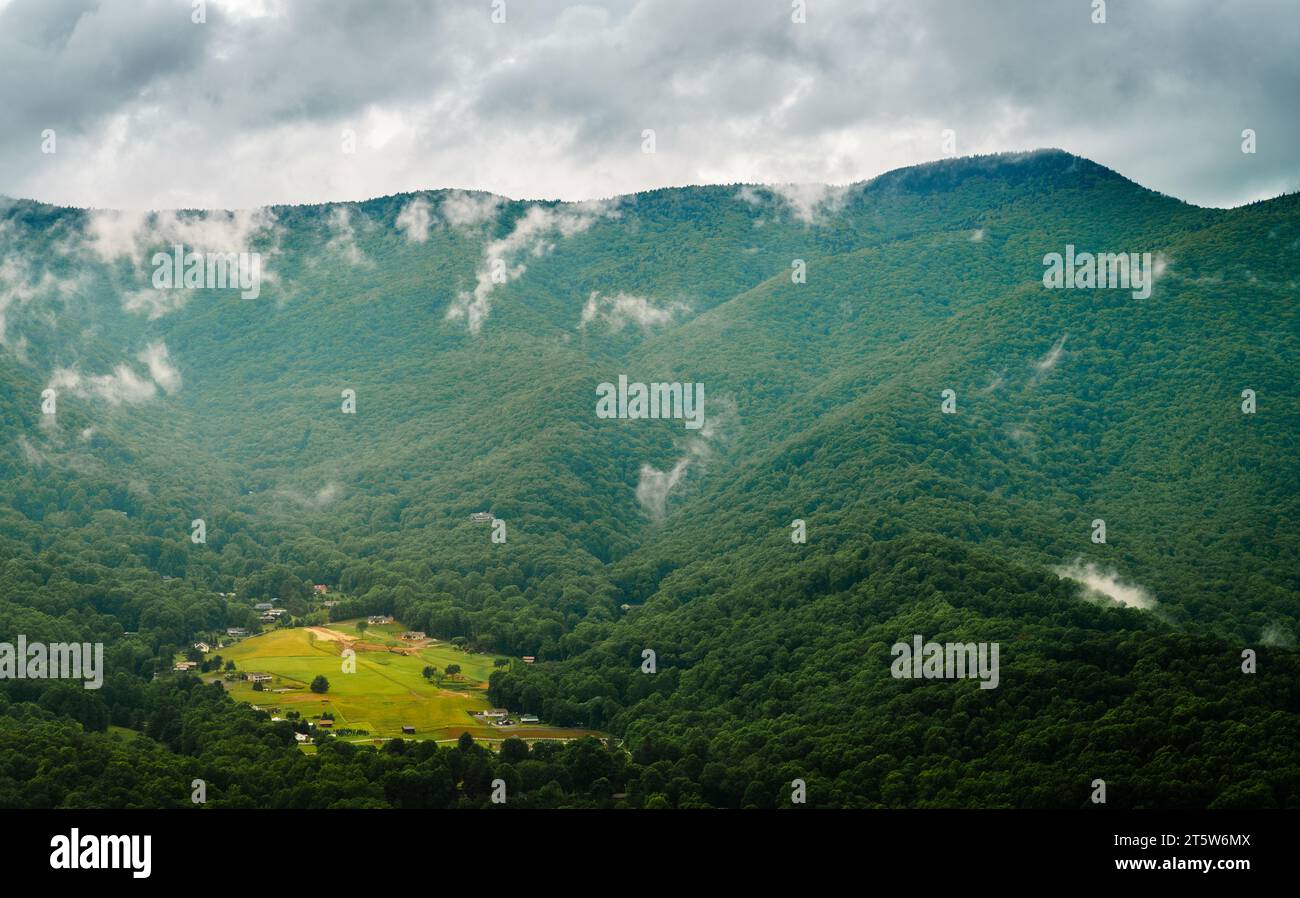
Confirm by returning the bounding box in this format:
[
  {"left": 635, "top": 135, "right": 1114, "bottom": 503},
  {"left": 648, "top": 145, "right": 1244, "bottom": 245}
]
[{"left": 210, "top": 621, "right": 591, "bottom": 745}]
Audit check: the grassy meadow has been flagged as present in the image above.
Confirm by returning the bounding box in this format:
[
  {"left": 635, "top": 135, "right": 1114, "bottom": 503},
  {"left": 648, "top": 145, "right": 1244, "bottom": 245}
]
[{"left": 210, "top": 620, "right": 589, "bottom": 745}]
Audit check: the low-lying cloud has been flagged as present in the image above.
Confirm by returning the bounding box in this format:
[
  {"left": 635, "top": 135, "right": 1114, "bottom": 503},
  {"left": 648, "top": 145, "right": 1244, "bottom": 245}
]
[
  {"left": 47, "top": 340, "right": 182, "bottom": 406},
  {"left": 635, "top": 397, "right": 733, "bottom": 520},
  {"left": 1053, "top": 560, "right": 1156, "bottom": 610},
  {"left": 445, "top": 200, "right": 618, "bottom": 334},
  {"left": 579, "top": 291, "right": 690, "bottom": 333},
  {"left": 736, "top": 183, "right": 852, "bottom": 226}
]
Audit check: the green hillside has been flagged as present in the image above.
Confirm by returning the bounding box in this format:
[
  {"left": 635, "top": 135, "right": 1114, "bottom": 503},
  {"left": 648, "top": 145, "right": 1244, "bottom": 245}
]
[{"left": 0, "top": 150, "right": 1296, "bottom": 808}]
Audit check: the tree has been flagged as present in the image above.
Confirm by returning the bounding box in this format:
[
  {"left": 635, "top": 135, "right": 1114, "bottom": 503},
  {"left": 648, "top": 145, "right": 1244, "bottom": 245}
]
[
  {"left": 224, "top": 660, "right": 236, "bottom": 671},
  {"left": 310, "top": 675, "right": 330, "bottom": 694},
  {"left": 422, "top": 665, "right": 437, "bottom": 680},
  {"left": 445, "top": 663, "right": 461, "bottom": 677},
  {"left": 500, "top": 737, "right": 530, "bottom": 765},
  {"left": 356, "top": 620, "right": 369, "bottom": 636}
]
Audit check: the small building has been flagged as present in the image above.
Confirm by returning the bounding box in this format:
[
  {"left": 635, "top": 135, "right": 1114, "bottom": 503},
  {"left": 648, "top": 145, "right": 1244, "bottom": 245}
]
[
  {"left": 520, "top": 715, "right": 539, "bottom": 724},
  {"left": 469, "top": 511, "right": 493, "bottom": 523},
  {"left": 483, "top": 709, "right": 508, "bottom": 719},
  {"left": 521, "top": 656, "right": 536, "bottom": 664},
  {"left": 246, "top": 673, "right": 272, "bottom": 683},
  {"left": 402, "top": 726, "right": 416, "bottom": 735},
  {"left": 313, "top": 584, "right": 329, "bottom": 594},
  {"left": 316, "top": 719, "right": 333, "bottom": 727},
  {"left": 194, "top": 642, "right": 212, "bottom": 653},
  {"left": 367, "top": 615, "right": 393, "bottom": 625},
  {"left": 254, "top": 602, "right": 273, "bottom": 611},
  {"left": 226, "top": 627, "right": 248, "bottom": 637},
  {"left": 294, "top": 732, "right": 311, "bottom": 743},
  {"left": 401, "top": 631, "right": 426, "bottom": 641},
  {"left": 323, "top": 600, "right": 339, "bottom": 608},
  {"left": 172, "top": 661, "right": 198, "bottom": 671}
]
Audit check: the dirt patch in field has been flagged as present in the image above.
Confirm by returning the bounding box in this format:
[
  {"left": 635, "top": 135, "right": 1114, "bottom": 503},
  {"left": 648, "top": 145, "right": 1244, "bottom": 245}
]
[
  {"left": 306, "top": 628, "right": 391, "bottom": 654},
  {"left": 306, "top": 626, "right": 351, "bottom": 643}
]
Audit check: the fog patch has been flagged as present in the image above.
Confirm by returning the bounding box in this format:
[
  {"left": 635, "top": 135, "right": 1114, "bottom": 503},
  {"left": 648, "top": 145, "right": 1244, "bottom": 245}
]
[
  {"left": 394, "top": 197, "right": 432, "bottom": 242},
  {"left": 47, "top": 341, "right": 182, "bottom": 405},
  {"left": 446, "top": 199, "right": 618, "bottom": 334},
  {"left": 1030, "top": 332, "right": 1068, "bottom": 383},
  {"left": 1053, "top": 560, "right": 1156, "bottom": 610},
  {"left": 324, "top": 206, "right": 369, "bottom": 266},
  {"left": 635, "top": 397, "right": 734, "bottom": 520},
  {"left": 137, "top": 342, "right": 181, "bottom": 394},
  {"left": 440, "top": 191, "right": 503, "bottom": 229},
  {"left": 276, "top": 481, "right": 342, "bottom": 510},
  {"left": 85, "top": 207, "right": 280, "bottom": 267},
  {"left": 579, "top": 291, "right": 690, "bottom": 333},
  {"left": 1261, "top": 624, "right": 1294, "bottom": 647},
  {"left": 735, "top": 183, "right": 850, "bottom": 226}
]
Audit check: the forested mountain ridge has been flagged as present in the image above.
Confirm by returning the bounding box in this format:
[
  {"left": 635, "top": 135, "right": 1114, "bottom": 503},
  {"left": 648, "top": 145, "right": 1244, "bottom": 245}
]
[{"left": 0, "top": 149, "right": 1296, "bottom": 808}]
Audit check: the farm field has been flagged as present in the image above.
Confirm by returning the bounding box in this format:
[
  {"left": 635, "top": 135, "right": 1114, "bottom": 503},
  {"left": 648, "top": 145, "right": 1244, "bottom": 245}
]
[{"left": 209, "top": 620, "right": 594, "bottom": 745}]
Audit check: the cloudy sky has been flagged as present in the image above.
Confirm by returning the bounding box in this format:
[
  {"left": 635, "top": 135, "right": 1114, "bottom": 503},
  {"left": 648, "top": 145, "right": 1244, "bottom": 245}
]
[{"left": 0, "top": 0, "right": 1295, "bottom": 211}]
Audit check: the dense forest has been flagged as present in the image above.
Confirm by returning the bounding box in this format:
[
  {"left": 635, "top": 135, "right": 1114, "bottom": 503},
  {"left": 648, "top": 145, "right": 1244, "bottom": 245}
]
[{"left": 1, "top": 150, "right": 1296, "bottom": 807}]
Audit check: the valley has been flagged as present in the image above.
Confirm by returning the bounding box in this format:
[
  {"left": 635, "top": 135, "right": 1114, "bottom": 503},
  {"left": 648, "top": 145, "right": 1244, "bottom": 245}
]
[
  {"left": 210, "top": 621, "right": 594, "bottom": 745},
  {"left": 0, "top": 150, "right": 1296, "bottom": 808}
]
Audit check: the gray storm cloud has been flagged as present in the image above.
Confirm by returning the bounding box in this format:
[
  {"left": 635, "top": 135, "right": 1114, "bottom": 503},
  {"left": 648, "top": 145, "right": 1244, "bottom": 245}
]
[{"left": 0, "top": 0, "right": 1294, "bottom": 209}]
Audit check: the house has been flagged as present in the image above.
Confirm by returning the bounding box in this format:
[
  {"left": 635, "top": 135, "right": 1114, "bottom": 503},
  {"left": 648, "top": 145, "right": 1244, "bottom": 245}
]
[
  {"left": 400, "top": 631, "right": 426, "bottom": 641},
  {"left": 245, "top": 673, "right": 272, "bottom": 683},
  {"left": 402, "top": 726, "right": 416, "bottom": 735},
  {"left": 193, "top": 642, "right": 212, "bottom": 653},
  {"left": 483, "top": 709, "right": 508, "bottom": 719},
  {"left": 269, "top": 608, "right": 287, "bottom": 617},
  {"left": 367, "top": 615, "right": 393, "bottom": 625},
  {"left": 313, "top": 584, "right": 329, "bottom": 594},
  {"left": 226, "top": 627, "right": 248, "bottom": 637},
  {"left": 469, "top": 511, "right": 493, "bottom": 523},
  {"left": 172, "top": 661, "right": 198, "bottom": 671},
  {"left": 254, "top": 602, "right": 273, "bottom": 611},
  {"left": 316, "top": 719, "right": 333, "bottom": 727},
  {"left": 521, "top": 656, "right": 536, "bottom": 664},
  {"left": 520, "top": 715, "right": 539, "bottom": 724},
  {"left": 323, "top": 600, "right": 339, "bottom": 608},
  {"left": 294, "top": 733, "right": 311, "bottom": 743}
]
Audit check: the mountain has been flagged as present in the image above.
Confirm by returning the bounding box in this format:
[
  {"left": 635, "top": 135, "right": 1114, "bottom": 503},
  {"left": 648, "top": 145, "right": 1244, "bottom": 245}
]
[{"left": 0, "top": 149, "right": 1297, "bottom": 808}]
